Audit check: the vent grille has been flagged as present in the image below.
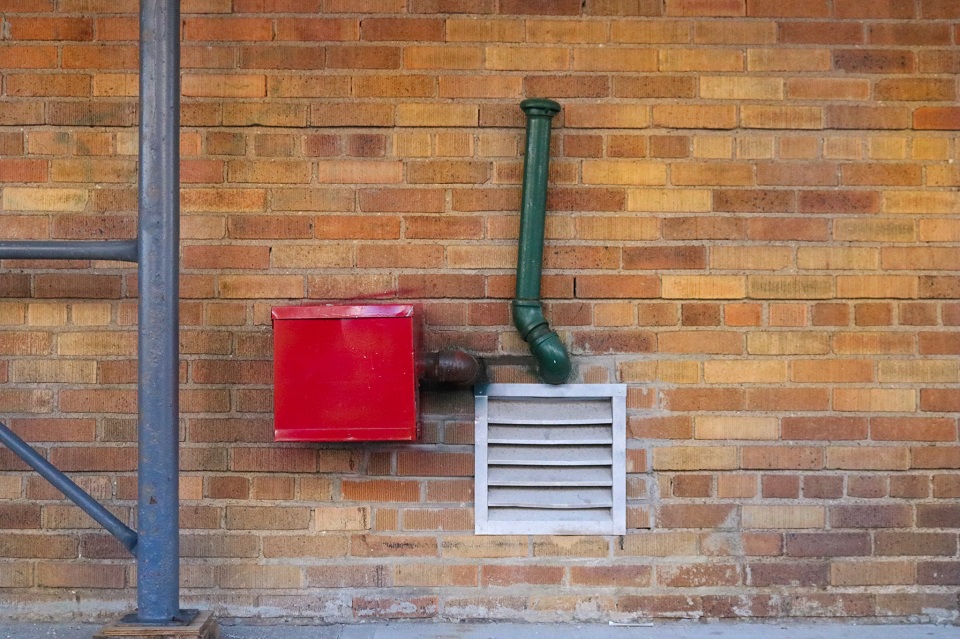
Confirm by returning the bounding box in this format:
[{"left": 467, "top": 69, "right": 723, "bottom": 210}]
[{"left": 475, "top": 383, "right": 626, "bottom": 535}]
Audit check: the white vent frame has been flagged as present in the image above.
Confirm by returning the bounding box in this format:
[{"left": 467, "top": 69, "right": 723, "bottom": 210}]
[{"left": 475, "top": 383, "right": 627, "bottom": 536}]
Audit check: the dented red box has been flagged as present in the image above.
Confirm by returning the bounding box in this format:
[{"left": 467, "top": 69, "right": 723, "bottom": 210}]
[{"left": 271, "top": 304, "right": 418, "bottom": 442}]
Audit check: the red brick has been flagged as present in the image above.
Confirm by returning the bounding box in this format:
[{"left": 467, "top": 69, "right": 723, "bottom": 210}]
[
  {"left": 714, "top": 189, "right": 796, "bottom": 213},
  {"left": 573, "top": 330, "right": 656, "bottom": 354},
  {"left": 351, "top": 534, "right": 437, "bottom": 558},
  {"left": 876, "top": 532, "right": 958, "bottom": 556},
  {"left": 869, "top": 23, "right": 951, "bottom": 46},
  {"left": 666, "top": 0, "right": 745, "bottom": 17},
  {"left": 914, "top": 107, "right": 960, "bottom": 131},
  {"left": 880, "top": 79, "right": 957, "bottom": 103},
  {"left": 872, "top": 417, "right": 956, "bottom": 442},
  {"left": 0, "top": 505, "right": 41, "bottom": 529},
  {"left": 779, "top": 21, "right": 863, "bottom": 44},
  {"left": 623, "top": 246, "right": 706, "bottom": 270},
  {"left": 658, "top": 563, "right": 740, "bottom": 587},
  {"left": 917, "top": 504, "right": 960, "bottom": 529},
  {"left": 826, "top": 106, "right": 911, "bottom": 130},
  {"left": 834, "top": 49, "right": 915, "bottom": 74},
  {"left": 918, "top": 562, "right": 960, "bottom": 585},
  {"left": 658, "top": 504, "right": 737, "bottom": 529},
  {"left": 240, "top": 46, "right": 326, "bottom": 70},
  {"left": 748, "top": 218, "right": 828, "bottom": 241},
  {"left": 274, "top": 18, "right": 358, "bottom": 41},
  {"left": 830, "top": 505, "right": 913, "bottom": 529},
  {"left": 756, "top": 163, "right": 836, "bottom": 187},
  {"left": 835, "top": 0, "right": 915, "bottom": 18},
  {"left": 749, "top": 562, "right": 827, "bottom": 587},
  {"left": 498, "top": 0, "right": 580, "bottom": 14},
  {"left": 922, "top": 0, "right": 960, "bottom": 17},
  {"left": 663, "top": 217, "right": 746, "bottom": 240},
  {"left": 841, "top": 164, "right": 921, "bottom": 187},
  {"left": 184, "top": 18, "right": 272, "bottom": 41},
  {"left": 9, "top": 17, "right": 93, "bottom": 41},
  {"left": 785, "top": 532, "right": 870, "bottom": 557}
]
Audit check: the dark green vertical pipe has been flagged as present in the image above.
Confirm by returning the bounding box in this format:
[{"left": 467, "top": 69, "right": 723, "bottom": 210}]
[{"left": 512, "top": 98, "right": 571, "bottom": 385}]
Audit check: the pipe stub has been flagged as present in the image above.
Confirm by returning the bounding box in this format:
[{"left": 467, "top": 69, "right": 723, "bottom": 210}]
[{"left": 520, "top": 98, "right": 561, "bottom": 118}]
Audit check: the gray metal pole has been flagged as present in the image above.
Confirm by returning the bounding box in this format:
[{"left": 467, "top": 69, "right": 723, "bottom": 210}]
[{"left": 136, "top": 0, "right": 181, "bottom": 624}]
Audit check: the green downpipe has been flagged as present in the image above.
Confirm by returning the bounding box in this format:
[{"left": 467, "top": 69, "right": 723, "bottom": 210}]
[{"left": 512, "top": 98, "right": 571, "bottom": 385}]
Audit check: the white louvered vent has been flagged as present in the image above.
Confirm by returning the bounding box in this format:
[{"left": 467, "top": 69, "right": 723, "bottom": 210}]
[{"left": 475, "top": 383, "right": 626, "bottom": 536}]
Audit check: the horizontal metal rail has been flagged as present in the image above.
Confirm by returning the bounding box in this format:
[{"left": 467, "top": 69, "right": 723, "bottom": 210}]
[
  {"left": 0, "top": 240, "right": 138, "bottom": 263},
  {"left": 0, "top": 421, "right": 138, "bottom": 554}
]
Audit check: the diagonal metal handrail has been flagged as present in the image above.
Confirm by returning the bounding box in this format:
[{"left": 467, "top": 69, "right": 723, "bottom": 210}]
[{"left": 0, "top": 422, "right": 138, "bottom": 553}]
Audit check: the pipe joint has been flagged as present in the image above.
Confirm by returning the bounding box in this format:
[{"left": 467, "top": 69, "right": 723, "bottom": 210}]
[
  {"left": 520, "top": 98, "right": 561, "bottom": 119},
  {"left": 512, "top": 300, "right": 571, "bottom": 385}
]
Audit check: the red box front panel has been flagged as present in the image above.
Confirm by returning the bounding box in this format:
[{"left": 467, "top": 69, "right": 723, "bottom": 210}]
[{"left": 272, "top": 304, "right": 418, "bottom": 442}]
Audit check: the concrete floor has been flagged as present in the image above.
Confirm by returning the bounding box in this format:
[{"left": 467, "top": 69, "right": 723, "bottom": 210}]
[{"left": 1, "top": 622, "right": 958, "bottom": 639}]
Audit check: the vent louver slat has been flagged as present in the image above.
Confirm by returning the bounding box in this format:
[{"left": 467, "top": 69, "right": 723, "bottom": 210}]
[{"left": 476, "top": 384, "right": 626, "bottom": 536}]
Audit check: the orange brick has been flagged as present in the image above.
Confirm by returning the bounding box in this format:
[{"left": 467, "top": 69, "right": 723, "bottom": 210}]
[
  {"left": 787, "top": 78, "right": 869, "bottom": 101},
  {"left": 572, "top": 48, "right": 658, "bottom": 72},
  {"left": 653, "top": 446, "right": 737, "bottom": 470},
  {"left": 395, "top": 104, "right": 477, "bottom": 127},
  {"left": 832, "top": 561, "right": 915, "bottom": 587},
  {"left": 695, "top": 20, "right": 776, "bottom": 44},
  {"left": 696, "top": 415, "right": 778, "bottom": 440},
  {"left": 660, "top": 48, "right": 743, "bottom": 71},
  {"left": 700, "top": 76, "right": 782, "bottom": 100},
  {"left": 439, "top": 75, "right": 521, "bottom": 98},
  {"left": 227, "top": 160, "right": 310, "bottom": 184},
  {"left": 486, "top": 46, "right": 568, "bottom": 71},
  {"left": 182, "top": 74, "right": 265, "bottom": 98},
  {"left": 835, "top": 219, "right": 915, "bottom": 243},
  {"left": 792, "top": 359, "right": 874, "bottom": 383},
  {"left": 662, "top": 275, "right": 745, "bottom": 299},
  {"left": 836, "top": 276, "right": 918, "bottom": 299},
  {"left": 748, "top": 332, "right": 829, "bottom": 355},
  {"left": 526, "top": 19, "right": 606, "bottom": 43},
  {"left": 827, "top": 447, "right": 910, "bottom": 470},
  {"left": 582, "top": 160, "right": 666, "bottom": 186},
  {"left": 219, "top": 275, "right": 303, "bottom": 299},
  {"left": 653, "top": 105, "right": 737, "bottom": 129},
  {"left": 565, "top": 104, "right": 649, "bottom": 129},
  {"left": 747, "top": 48, "right": 831, "bottom": 72},
  {"left": 672, "top": 162, "right": 754, "bottom": 186},
  {"left": 327, "top": 45, "right": 400, "bottom": 70},
  {"left": 267, "top": 76, "right": 351, "bottom": 98},
  {"left": 611, "top": 20, "right": 690, "bottom": 43},
  {"left": 703, "top": 360, "right": 787, "bottom": 384},
  {"left": 742, "top": 106, "right": 822, "bottom": 130},
  {"left": 743, "top": 505, "right": 824, "bottom": 529},
  {"left": 834, "top": 389, "right": 917, "bottom": 413}
]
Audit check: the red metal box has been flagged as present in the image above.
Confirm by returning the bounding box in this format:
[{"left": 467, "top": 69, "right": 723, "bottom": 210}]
[{"left": 271, "top": 304, "right": 418, "bottom": 442}]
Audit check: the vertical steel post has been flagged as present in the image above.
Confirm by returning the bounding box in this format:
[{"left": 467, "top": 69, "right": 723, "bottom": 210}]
[{"left": 136, "top": 0, "right": 181, "bottom": 624}]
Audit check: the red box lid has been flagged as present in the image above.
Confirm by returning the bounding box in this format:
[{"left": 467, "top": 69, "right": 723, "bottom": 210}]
[{"left": 272, "top": 304, "right": 414, "bottom": 321}]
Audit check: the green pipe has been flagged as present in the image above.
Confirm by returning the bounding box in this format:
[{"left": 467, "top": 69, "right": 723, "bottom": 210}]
[{"left": 512, "top": 98, "right": 571, "bottom": 385}]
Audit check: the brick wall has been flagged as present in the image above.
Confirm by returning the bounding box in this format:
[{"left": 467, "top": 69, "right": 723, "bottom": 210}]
[{"left": 1, "top": 0, "right": 959, "bottom": 623}]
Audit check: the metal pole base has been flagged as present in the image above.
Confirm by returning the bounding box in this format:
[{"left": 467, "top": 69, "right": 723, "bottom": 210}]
[{"left": 95, "top": 610, "right": 216, "bottom": 639}]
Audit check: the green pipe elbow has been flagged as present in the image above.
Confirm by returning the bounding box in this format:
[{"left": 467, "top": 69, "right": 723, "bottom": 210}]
[{"left": 512, "top": 300, "right": 572, "bottom": 385}]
